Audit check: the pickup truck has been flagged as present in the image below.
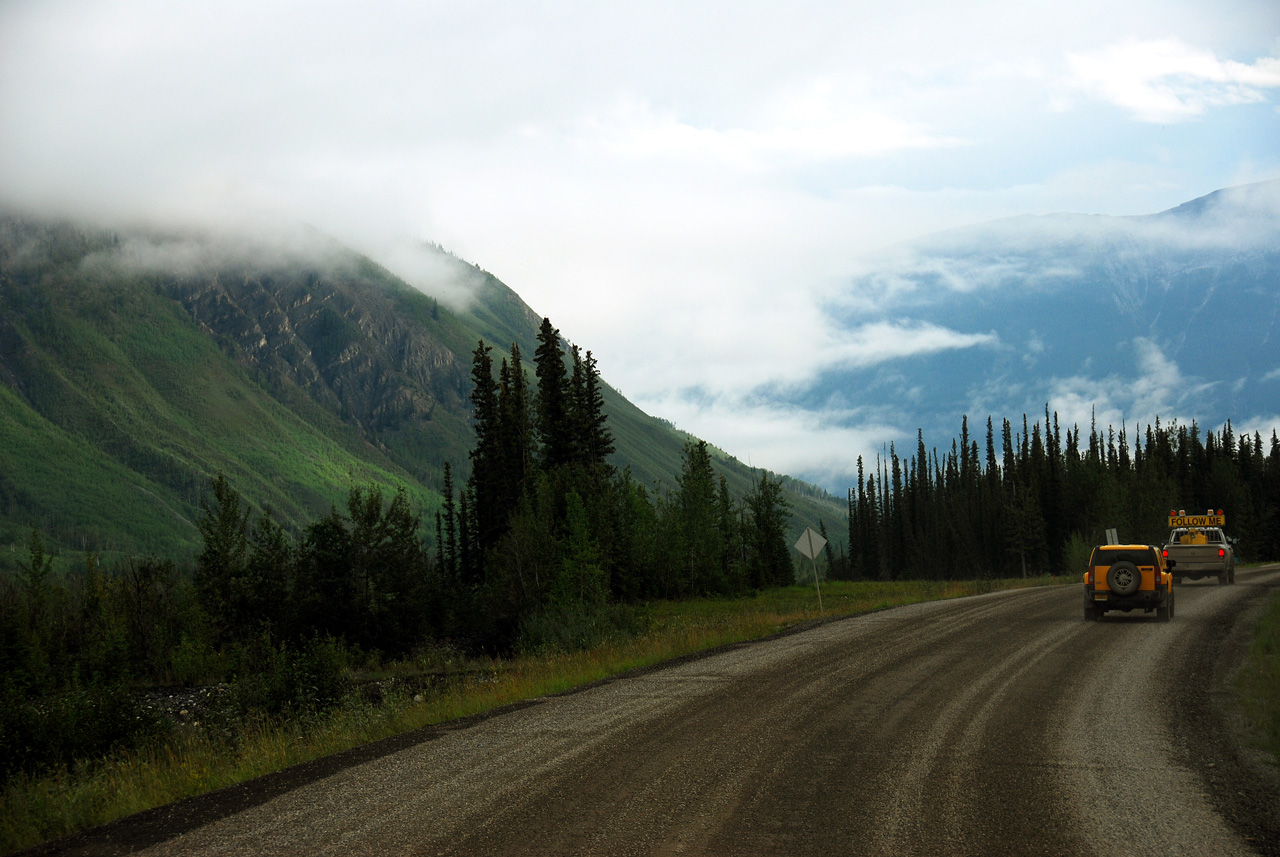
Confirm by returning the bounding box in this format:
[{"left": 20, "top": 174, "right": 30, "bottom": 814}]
[{"left": 1161, "top": 511, "right": 1235, "bottom": 585}]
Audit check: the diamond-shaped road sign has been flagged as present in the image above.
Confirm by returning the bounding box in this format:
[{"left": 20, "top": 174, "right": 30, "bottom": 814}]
[{"left": 795, "top": 527, "right": 827, "bottom": 560}]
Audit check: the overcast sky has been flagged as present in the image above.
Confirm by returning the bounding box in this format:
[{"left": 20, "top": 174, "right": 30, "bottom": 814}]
[{"left": 3, "top": 0, "right": 1279, "bottom": 484}]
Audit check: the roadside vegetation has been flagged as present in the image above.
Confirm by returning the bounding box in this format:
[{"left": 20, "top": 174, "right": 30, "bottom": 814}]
[
  {"left": 1237, "top": 589, "right": 1280, "bottom": 765},
  {"left": 0, "top": 575, "right": 1064, "bottom": 854}
]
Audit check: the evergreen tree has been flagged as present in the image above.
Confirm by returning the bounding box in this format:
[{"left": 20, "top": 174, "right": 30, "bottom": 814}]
[
  {"left": 441, "top": 462, "right": 458, "bottom": 582},
  {"left": 576, "top": 349, "right": 614, "bottom": 468},
  {"left": 717, "top": 475, "right": 743, "bottom": 592},
  {"left": 534, "top": 318, "right": 573, "bottom": 469},
  {"left": 243, "top": 508, "right": 292, "bottom": 634},
  {"left": 610, "top": 469, "right": 660, "bottom": 600},
  {"left": 745, "top": 472, "right": 794, "bottom": 588},
  {"left": 341, "top": 484, "right": 426, "bottom": 654},
  {"left": 459, "top": 488, "right": 478, "bottom": 587},
  {"left": 468, "top": 341, "right": 502, "bottom": 564},
  {"left": 498, "top": 344, "right": 533, "bottom": 497},
  {"left": 552, "top": 490, "right": 607, "bottom": 606},
  {"left": 17, "top": 527, "right": 55, "bottom": 638},
  {"left": 195, "top": 472, "right": 250, "bottom": 640},
  {"left": 818, "top": 519, "right": 837, "bottom": 579},
  {"left": 673, "top": 440, "right": 726, "bottom": 595},
  {"left": 294, "top": 508, "right": 355, "bottom": 640}
]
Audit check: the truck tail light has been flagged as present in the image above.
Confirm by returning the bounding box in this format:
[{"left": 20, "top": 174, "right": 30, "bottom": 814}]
[{"left": 1218, "top": 548, "right": 1225, "bottom": 558}]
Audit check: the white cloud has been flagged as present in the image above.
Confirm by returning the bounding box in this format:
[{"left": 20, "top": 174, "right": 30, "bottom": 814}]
[
  {"left": 823, "top": 322, "right": 998, "bottom": 371},
  {"left": 1045, "top": 338, "right": 1220, "bottom": 436},
  {"left": 637, "top": 390, "right": 903, "bottom": 491},
  {"left": 368, "top": 240, "right": 487, "bottom": 313},
  {"left": 1236, "top": 416, "right": 1280, "bottom": 445},
  {"left": 1067, "top": 38, "right": 1280, "bottom": 123},
  {"left": 582, "top": 91, "right": 965, "bottom": 170}
]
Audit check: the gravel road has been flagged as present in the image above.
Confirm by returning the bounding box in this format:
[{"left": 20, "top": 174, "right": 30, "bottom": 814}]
[{"left": 40, "top": 565, "right": 1280, "bottom": 856}]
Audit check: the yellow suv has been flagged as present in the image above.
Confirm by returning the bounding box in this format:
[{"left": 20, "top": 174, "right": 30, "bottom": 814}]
[{"left": 1083, "top": 544, "right": 1175, "bottom": 621}]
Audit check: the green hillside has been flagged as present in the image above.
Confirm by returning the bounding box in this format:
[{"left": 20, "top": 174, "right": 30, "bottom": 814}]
[{"left": 0, "top": 217, "right": 846, "bottom": 570}]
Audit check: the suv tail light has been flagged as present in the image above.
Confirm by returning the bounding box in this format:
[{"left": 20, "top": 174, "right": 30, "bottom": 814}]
[{"left": 1087, "top": 567, "right": 1094, "bottom": 585}]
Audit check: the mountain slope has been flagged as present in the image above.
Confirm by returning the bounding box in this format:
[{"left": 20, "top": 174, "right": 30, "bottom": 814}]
[
  {"left": 0, "top": 218, "right": 846, "bottom": 566},
  {"left": 786, "top": 179, "right": 1280, "bottom": 491}
]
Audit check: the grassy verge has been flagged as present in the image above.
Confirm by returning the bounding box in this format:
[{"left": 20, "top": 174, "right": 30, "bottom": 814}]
[
  {"left": 0, "top": 576, "right": 1064, "bottom": 854},
  {"left": 1236, "top": 589, "right": 1280, "bottom": 764}
]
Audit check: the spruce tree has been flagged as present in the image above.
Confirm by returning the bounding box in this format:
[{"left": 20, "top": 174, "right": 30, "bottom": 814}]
[
  {"left": 534, "top": 318, "right": 572, "bottom": 469},
  {"left": 468, "top": 341, "right": 502, "bottom": 563},
  {"left": 441, "top": 462, "right": 458, "bottom": 582},
  {"left": 499, "top": 344, "right": 533, "bottom": 497},
  {"left": 581, "top": 350, "right": 615, "bottom": 467},
  {"left": 195, "top": 472, "right": 250, "bottom": 639},
  {"left": 675, "top": 440, "right": 726, "bottom": 594},
  {"left": 745, "top": 472, "right": 793, "bottom": 588}
]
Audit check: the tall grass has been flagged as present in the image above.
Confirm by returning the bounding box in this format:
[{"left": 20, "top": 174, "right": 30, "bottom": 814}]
[
  {"left": 0, "top": 577, "right": 1064, "bottom": 854},
  {"left": 1236, "top": 590, "right": 1280, "bottom": 763}
]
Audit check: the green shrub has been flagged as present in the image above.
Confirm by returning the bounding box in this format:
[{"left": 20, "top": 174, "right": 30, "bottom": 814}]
[
  {"left": 169, "top": 634, "right": 224, "bottom": 687},
  {"left": 222, "top": 635, "right": 351, "bottom": 722},
  {"left": 0, "top": 677, "right": 165, "bottom": 784},
  {"left": 1062, "top": 531, "right": 1093, "bottom": 577},
  {"left": 519, "top": 602, "right": 648, "bottom": 654}
]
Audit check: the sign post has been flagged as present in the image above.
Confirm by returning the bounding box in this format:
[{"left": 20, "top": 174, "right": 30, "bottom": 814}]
[{"left": 794, "top": 527, "right": 827, "bottom": 613}]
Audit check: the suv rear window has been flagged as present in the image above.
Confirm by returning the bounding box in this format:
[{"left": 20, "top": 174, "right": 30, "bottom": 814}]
[{"left": 1090, "top": 548, "right": 1157, "bottom": 566}]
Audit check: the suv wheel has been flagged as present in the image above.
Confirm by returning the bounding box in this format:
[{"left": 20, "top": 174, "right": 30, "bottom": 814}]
[{"left": 1107, "top": 561, "right": 1141, "bottom": 597}]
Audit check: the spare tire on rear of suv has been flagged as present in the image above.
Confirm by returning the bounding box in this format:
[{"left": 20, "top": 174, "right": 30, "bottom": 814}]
[{"left": 1107, "top": 561, "right": 1141, "bottom": 596}]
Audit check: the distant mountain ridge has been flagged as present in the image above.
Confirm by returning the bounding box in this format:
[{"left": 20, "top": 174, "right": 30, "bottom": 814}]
[
  {"left": 0, "top": 218, "right": 845, "bottom": 565},
  {"left": 786, "top": 179, "right": 1280, "bottom": 491}
]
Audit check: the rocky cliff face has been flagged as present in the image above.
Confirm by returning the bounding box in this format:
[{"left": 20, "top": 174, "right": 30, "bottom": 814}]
[{"left": 161, "top": 256, "right": 471, "bottom": 445}]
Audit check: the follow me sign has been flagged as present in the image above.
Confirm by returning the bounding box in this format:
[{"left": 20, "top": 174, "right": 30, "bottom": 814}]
[{"left": 1168, "top": 514, "right": 1226, "bottom": 528}]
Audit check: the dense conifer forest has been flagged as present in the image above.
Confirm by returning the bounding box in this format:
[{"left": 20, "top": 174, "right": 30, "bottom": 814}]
[{"left": 844, "top": 410, "right": 1279, "bottom": 580}]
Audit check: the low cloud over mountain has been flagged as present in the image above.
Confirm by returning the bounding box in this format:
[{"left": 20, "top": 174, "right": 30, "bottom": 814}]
[{"left": 701, "top": 180, "right": 1280, "bottom": 492}]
